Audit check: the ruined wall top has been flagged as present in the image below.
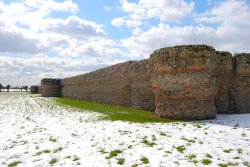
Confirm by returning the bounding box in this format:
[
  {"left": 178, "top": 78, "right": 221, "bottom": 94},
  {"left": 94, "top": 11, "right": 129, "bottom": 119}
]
[
  {"left": 151, "top": 45, "right": 215, "bottom": 57},
  {"left": 234, "top": 53, "right": 250, "bottom": 76},
  {"left": 235, "top": 53, "right": 250, "bottom": 57},
  {"left": 235, "top": 53, "right": 250, "bottom": 65},
  {"left": 216, "top": 51, "right": 232, "bottom": 57},
  {"left": 41, "top": 78, "right": 61, "bottom": 86}
]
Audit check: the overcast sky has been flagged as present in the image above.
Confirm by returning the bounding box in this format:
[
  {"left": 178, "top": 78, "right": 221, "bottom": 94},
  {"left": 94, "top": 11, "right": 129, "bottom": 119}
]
[{"left": 0, "top": 0, "right": 250, "bottom": 86}]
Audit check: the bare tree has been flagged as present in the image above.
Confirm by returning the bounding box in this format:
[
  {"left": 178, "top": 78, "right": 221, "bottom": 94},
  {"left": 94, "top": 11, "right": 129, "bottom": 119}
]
[
  {"left": 6, "top": 85, "right": 10, "bottom": 92},
  {"left": 0, "top": 83, "right": 2, "bottom": 92},
  {"left": 23, "top": 86, "right": 28, "bottom": 92}
]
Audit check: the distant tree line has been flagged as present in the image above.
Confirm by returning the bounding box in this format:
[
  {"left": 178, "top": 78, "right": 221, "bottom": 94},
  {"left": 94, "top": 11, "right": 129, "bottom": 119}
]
[{"left": 0, "top": 83, "right": 28, "bottom": 92}]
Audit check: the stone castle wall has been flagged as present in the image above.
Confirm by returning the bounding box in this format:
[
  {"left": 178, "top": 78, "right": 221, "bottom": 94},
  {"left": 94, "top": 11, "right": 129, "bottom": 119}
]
[
  {"left": 62, "top": 62, "right": 132, "bottom": 107},
  {"left": 40, "top": 45, "right": 250, "bottom": 120},
  {"left": 61, "top": 60, "right": 155, "bottom": 111}
]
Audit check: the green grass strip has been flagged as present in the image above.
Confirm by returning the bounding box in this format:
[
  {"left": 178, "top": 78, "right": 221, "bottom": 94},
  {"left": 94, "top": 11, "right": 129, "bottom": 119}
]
[{"left": 55, "top": 98, "right": 175, "bottom": 123}]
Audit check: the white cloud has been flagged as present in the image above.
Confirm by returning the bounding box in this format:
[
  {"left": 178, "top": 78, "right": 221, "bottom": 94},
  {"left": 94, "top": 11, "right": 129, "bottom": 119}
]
[
  {"left": 138, "top": 0, "right": 195, "bottom": 22},
  {"left": 58, "top": 37, "right": 124, "bottom": 58},
  {"left": 126, "top": 20, "right": 142, "bottom": 27},
  {"left": 111, "top": 17, "right": 142, "bottom": 28},
  {"left": 0, "top": 0, "right": 125, "bottom": 86},
  {"left": 24, "top": 0, "right": 78, "bottom": 13},
  {"left": 111, "top": 17, "right": 126, "bottom": 27},
  {"left": 119, "top": 0, "right": 250, "bottom": 58},
  {"left": 196, "top": 0, "right": 250, "bottom": 24},
  {"left": 104, "top": 6, "right": 111, "bottom": 11},
  {"left": 0, "top": 24, "right": 46, "bottom": 53},
  {"left": 0, "top": 55, "right": 123, "bottom": 86},
  {"left": 196, "top": 0, "right": 250, "bottom": 52},
  {"left": 120, "top": 24, "right": 216, "bottom": 58},
  {"left": 45, "top": 16, "right": 107, "bottom": 39},
  {"left": 0, "top": 0, "right": 123, "bottom": 56},
  {"left": 111, "top": 0, "right": 194, "bottom": 28},
  {"left": 0, "top": 0, "right": 77, "bottom": 28}
]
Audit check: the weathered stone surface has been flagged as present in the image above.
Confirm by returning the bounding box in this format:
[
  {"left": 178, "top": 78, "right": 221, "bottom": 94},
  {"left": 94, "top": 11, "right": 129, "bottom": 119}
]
[
  {"left": 149, "top": 45, "right": 218, "bottom": 120},
  {"left": 233, "top": 54, "right": 250, "bottom": 113},
  {"left": 62, "top": 60, "right": 155, "bottom": 111},
  {"left": 30, "top": 86, "right": 39, "bottom": 94},
  {"left": 214, "top": 51, "right": 235, "bottom": 113},
  {"left": 38, "top": 86, "right": 41, "bottom": 94},
  {"left": 42, "top": 44, "right": 250, "bottom": 120},
  {"left": 41, "top": 79, "right": 61, "bottom": 97},
  {"left": 128, "top": 60, "right": 155, "bottom": 111},
  {"left": 62, "top": 62, "right": 131, "bottom": 106}
]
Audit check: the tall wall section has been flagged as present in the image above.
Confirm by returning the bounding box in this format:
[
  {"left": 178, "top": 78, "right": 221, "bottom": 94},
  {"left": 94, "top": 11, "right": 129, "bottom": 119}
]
[
  {"left": 41, "top": 79, "right": 61, "bottom": 97},
  {"left": 61, "top": 60, "right": 155, "bottom": 111},
  {"left": 214, "top": 51, "right": 235, "bottom": 113},
  {"left": 127, "top": 60, "right": 155, "bottom": 111},
  {"left": 233, "top": 54, "right": 250, "bottom": 113},
  {"left": 214, "top": 52, "right": 250, "bottom": 114}
]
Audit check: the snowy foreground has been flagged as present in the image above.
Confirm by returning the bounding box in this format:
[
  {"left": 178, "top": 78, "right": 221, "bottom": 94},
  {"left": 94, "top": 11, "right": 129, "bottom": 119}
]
[{"left": 0, "top": 93, "right": 249, "bottom": 167}]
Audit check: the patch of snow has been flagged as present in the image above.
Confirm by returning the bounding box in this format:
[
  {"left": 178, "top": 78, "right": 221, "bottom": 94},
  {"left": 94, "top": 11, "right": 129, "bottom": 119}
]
[{"left": 0, "top": 92, "right": 249, "bottom": 167}]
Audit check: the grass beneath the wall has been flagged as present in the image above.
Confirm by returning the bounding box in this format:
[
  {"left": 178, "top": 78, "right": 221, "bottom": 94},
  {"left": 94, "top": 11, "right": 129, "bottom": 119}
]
[{"left": 55, "top": 98, "right": 175, "bottom": 123}]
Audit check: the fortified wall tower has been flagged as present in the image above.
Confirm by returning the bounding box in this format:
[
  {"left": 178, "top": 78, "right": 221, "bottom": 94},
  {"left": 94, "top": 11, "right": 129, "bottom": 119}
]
[
  {"left": 41, "top": 79, "right": 61, "bottom": 97},
  {"left": 40, "top": 45, "right": 250, "bottom": 120},
  {"left": 149, "top": 45, "right": 218, "bottom": 119}
]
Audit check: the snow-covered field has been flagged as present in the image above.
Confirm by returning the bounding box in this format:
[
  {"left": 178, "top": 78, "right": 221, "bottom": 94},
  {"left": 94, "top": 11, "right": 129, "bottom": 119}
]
[
  {"left": 0, "top": 89, "right": 29, "bottom": 92},
  {"left": 0, "top": 93, "right": 249, "bottom": 167}
]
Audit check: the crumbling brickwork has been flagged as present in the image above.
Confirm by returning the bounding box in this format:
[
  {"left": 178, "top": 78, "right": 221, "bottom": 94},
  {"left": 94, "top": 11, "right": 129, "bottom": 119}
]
[
  {"left": 61, "top": 60, "right": 155, "bottom": 111},
  {"left": 40, "top": 45, "right": 250, "bottom": 120},
  {"left": 128, "top": 60, "right": 155, "bottom": 111},
  {"left": 232, "top": 54, "right": 250, "bottom": 113},
  {"left": 62, "top": 62, "right": 132, "bottom": 107},
  {"left": 214, "top": 51, "right": 235, "bottom": 113},
  {"left": 149, "top": 45, "right": 218, "bottom": 120}
]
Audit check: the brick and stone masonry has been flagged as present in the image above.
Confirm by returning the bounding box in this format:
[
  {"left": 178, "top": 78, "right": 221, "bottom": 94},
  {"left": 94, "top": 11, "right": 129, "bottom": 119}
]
[
  {"left": 214, "top": 51, "right": 235, "bottom": 113},
  {"left": 61, "top": 60, "right": 155, "bottom": 111},
  {"left": 149, "top": 45, "right": 218, "bottom": 120},
  {"left": 232, "top": 54, "right": 250, "bottom": 113},
  {"left": 40, "top": 45, "right": 250, "bottom": 120}
]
